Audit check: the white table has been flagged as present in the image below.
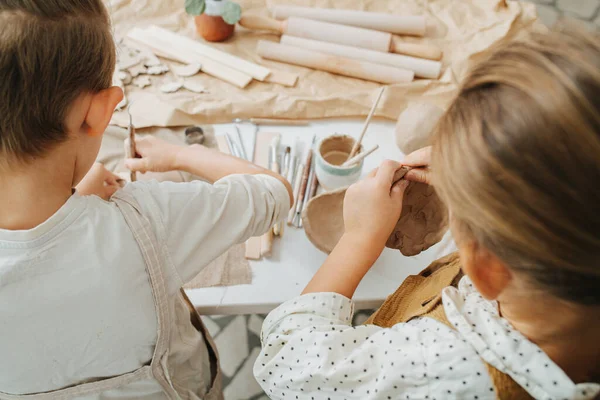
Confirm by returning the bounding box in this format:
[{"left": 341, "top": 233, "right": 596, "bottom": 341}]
[{"left": 185, "top": 118, "right": 455, "bottom": 315}]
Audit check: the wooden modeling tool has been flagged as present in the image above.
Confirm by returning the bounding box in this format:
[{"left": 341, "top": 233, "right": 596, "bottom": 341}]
[
  {"left": 342, "top": 144, "right": 379, "bottom": 167},
  {"left": 288, "top": 162, "right": 304, "bottom": 225},
  {"left": 271, "top": 6, "right": 426, "bottom": 36},
  {"left": 299, "top": 160, "right": 319, "bottom": 228},
  {"left": 240, "top": 15, "right": 442, "bottom": 60},
  {"left": 257, "top": 41, "right": 414, "bottom": 84},
  {"left": 270, "top": 135, "right": 282, "bottom": 238},
  {"left": 348, "top": 88, "right": 385, "bottom": 160},
  {"left": 126, "top": 105, "right": 138, "bottom": 182},
  {"left": 249, "top": 118, "right": 309, "bottom": 126},
  {"left": 293, "top": 136, "right": 315, "bottom": 227},
  {"left": 287, "top": 140, "right": 306, "bottom": 226}
]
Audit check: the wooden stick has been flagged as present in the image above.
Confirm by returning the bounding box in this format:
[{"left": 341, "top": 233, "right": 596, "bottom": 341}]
[
  {"left": 138, "top": 25, "right": 270, "bottom": 81},
  {"left": 126, "top": 106, "right": 137, "bottom": 182},
  {"left": 249, "top": 118, "right": 309, "bottom": 126},
  {"left": 341, "top": 144, "right": 379, "bottom": 167},
  {"left": 293, "top": 139, "right": 315, "bottom": 226},
  {"left": 264, "top": 69, "right": 299, "bottom": 87},
  {"left": 270, "top": 135, "right": 282, "bottom": 237},
  {"left": 390, "top": 38, "right": 443, "bottom": 61},
  {"left": 348, "top": 88, "right": 385, "bottom": 160},
  {"left": 297, "top": 161, "right": 316, "bottom": 228},
  {"left": 127, "top": 28, "right": 253, "bottom": 88},
  {"left": 287, "top": 161, "right": 304, "bottom": 226}
]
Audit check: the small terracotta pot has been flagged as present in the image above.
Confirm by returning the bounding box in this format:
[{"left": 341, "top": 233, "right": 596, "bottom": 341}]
[{"left": 194, "top": 14, "right": 235, "bottom": 42}]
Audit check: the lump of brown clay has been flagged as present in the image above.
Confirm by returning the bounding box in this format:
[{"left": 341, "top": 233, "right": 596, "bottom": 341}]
[
  {"left": 385, "top": 182, "right": 448, "bottom": 256},
  {"left": 302, "top": 170, "right": 448, "bottom": 256},
  {"left": 395, "top": 103, "right": 445, "bottom": 155}
]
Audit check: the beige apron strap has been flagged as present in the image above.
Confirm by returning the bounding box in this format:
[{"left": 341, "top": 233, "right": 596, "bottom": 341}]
[
  {"left": 0, "top": 368, "right": 153, "bottom": 400},
  {"left": 0, "top": 191, "right": 175, "bottom": 400},
  {"left": 111, "top": 191, "right": 180, "bottom": 399}
]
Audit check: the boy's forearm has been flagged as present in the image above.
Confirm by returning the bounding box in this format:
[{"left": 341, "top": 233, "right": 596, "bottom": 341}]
[
  {"left": 302, "top": 233, "right": 384, "bottom": 298},
  {"left": 175, "top": 145, "right": 293, "bottom": 205}
]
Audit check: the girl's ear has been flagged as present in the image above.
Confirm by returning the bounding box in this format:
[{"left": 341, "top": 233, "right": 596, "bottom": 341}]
[
  {"left": 460, "top": 242, "right": 512, "bottom": 301},
  {"left": 84, "top": 86, "right": 124, "bottom": 136}
]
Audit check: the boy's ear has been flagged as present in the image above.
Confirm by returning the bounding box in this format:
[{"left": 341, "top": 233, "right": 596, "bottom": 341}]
[
  {"left": 84, "top": 86, "right": 124, "bottom": 136},
  {"left": 461, "top": 242, "right": 512, "bottom": 301}
]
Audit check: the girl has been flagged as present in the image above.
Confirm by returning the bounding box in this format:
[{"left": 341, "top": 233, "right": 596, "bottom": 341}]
[{"left": 254, "top": 26, "right": 600, "bottom": 399}]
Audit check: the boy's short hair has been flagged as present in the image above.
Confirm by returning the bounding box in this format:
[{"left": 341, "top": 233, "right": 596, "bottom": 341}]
[{"left": 0, "top": 0, "right": 116, "bottom": 162}]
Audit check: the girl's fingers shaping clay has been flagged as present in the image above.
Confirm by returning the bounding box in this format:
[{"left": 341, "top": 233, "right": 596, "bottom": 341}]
[
  {"left": 404, "top": 168, "right": 431, "bottom": 185},
  {"left": 403, "top": 146, "right": 432, "bottom": 167},
  {"left": 376, "top": 160, "right": 402, "bottom": 187}
]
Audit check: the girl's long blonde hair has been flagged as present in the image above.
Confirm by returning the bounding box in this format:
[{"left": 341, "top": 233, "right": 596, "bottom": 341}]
[{"left": 432, "top": 26, "right": 600, "bottom": 305}]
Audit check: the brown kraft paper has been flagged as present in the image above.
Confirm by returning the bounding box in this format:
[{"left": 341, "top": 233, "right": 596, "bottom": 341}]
[{"left": 105, "top": 0, "right": 542, "bottom": 128}]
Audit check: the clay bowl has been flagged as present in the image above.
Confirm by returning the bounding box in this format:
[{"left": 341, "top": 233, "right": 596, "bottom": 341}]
[
  {"left": 302, "top": 187, "right": 346, "bottom": 254},
  {"left": 194, "top": 14, "right": 235, "bottom": 42},
  {"left": 302, "top": 172, "right": 449, "bottom": 256}
]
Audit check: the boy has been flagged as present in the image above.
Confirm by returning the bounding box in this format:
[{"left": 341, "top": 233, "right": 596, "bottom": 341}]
[{"left": 0, "top": 1, "right": 292, "bottom": 398}]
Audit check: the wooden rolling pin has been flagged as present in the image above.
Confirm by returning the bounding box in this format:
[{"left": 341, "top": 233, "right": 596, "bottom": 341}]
[
  {"left": 281, "top": 36, "right": 441, "bottom": 79},
  {"left": 272, "top": 5, "right": 426, "bottom": 36},
  {"left": 240, "top": 15, "right": 442, "bottom": 61},
  {"left": 257, "top": 40, "right": 414, "bottom": 84}
]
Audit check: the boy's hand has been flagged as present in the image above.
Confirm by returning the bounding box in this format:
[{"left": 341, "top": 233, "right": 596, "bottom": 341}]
[
  {"left": 76, "top": 163, "right": 121, "bottom": 200},
  {"left": 403, "top": 146, "right": 432, "bottom": 184},
  {"left": 125, "top": 136, "right": 184, "bottom": 173},
  {"left": 343, "top": 160, "right": 410, "bottom": 250}
]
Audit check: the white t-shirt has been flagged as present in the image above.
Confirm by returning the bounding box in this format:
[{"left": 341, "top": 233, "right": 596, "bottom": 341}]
[{"left": 0, "top": 174, "right": 289, "bottom": 396}]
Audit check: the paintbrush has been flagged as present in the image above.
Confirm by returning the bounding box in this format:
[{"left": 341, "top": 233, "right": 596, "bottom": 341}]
[
  {"left": 347, "top": 87, "right": 385, "bottom": 160},
  {"left": 341, "top": 144, "right": 379, "bottom": 167}
]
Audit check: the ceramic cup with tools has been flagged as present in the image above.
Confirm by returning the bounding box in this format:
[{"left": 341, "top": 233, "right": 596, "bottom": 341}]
[{"left": 315, "top": 134, "right": 363, "bottom": 191}]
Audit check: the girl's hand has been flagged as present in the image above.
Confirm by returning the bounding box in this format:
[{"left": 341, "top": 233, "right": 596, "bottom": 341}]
[
  {"left": 76, "top": 163, "right": 121, "bottom": 200},
  {"left": 403, "top": 146, "right": 432, "bottom": 184},
  {"left": 343, "top": 160, "right": 410, "bottom": 249},
  {"left": 125, "top": 136, "right": 185, "bottom": 173}
]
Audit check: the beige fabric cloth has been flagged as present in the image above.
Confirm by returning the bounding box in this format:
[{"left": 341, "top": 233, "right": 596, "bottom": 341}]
[
  {"left": 184, "top": 243, "right": 251, "bottom": 288},
  {"left": 97, "top": 125, "right": 253, "bottom": 288},
  {"left": 105, "top": 0, "right": 541, "bottom": 128}
]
